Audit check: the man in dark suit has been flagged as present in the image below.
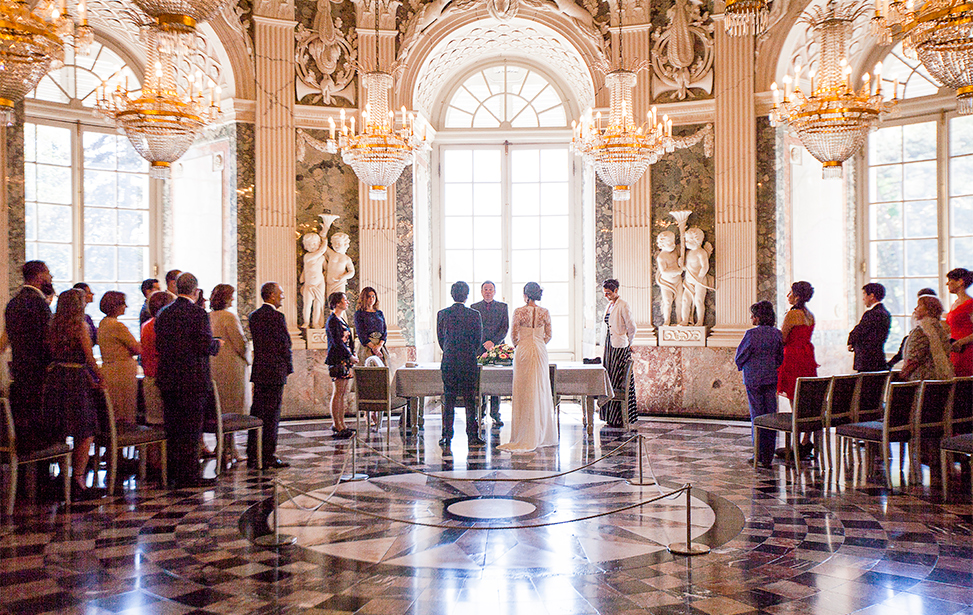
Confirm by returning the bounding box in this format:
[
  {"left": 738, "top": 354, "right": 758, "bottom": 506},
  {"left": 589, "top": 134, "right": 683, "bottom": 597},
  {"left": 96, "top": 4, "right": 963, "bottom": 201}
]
[
  {"left": 471, "top": 280, "right": 508, "bottom": 427},
  {"left": 155, "top": 272, "right": 222, "bottom": 488},
  {"left": 437, "top": 281, "right": 485, "bottom": 452},
  {"left": 4, "top": 260, "right": 54, "bottom": 454},
  {"left": 848, "top": 282, "right": 892, "bottom": 372},
  {"left": 247, "top": 281, "right": 293, "bottom": 470}
]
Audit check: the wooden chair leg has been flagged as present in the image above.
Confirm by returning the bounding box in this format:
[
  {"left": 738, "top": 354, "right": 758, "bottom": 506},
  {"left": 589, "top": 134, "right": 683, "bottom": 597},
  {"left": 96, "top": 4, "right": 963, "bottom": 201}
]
[
  {"left": 940, "top": 450, "right": 949, "bottom": 499},
  {"left": 256, "top": 427, "right": 263, "bottom": 470},
  {"left": 61, "top": 456, "right": 71, "bottom": 508},
  {"left": 882, "top": 442, "right": 893, "bottom": 490},
  {"left": 6, "top": 457, "right": 18, "bottom": 516},
  {"left": 107, "top": 448, "right": 118, "bottom": 496},
  {"left": 160, "top": 442, "right": 168, "bottom": 488},
  {"left": 824, "top": 427, "right": 833, "bottom": 472}
]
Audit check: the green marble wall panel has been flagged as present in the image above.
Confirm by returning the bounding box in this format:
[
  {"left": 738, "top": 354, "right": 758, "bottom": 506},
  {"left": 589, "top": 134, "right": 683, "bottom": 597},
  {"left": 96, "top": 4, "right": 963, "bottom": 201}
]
[{"left": 5, "top": 103, "right": 25, "bottom": 298}]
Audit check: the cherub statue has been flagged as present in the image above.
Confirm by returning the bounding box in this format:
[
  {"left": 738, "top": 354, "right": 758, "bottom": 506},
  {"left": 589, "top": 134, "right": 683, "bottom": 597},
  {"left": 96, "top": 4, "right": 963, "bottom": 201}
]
[
  {"left": 299, "top": 213, "right": 339, "bottom": 329},
  {"left": 324, "top": 231, "right": 355, "bottom": 298},
  {"left": 679, "top": 226, "right": 714, "bottom": 326},
  {"left": 655, "top": 231, "right": 683, "bottom": 326}
]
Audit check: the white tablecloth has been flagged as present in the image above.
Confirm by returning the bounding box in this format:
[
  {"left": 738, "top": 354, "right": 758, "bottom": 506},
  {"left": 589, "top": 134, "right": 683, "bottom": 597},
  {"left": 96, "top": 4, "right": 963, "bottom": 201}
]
[{"left": 393, "top": 362, "right": 612, "bottom": 398}]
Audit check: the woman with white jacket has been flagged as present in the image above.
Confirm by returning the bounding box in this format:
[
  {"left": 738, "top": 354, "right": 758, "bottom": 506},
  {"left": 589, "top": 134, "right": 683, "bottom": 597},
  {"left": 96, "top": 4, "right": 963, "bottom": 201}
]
[{"left": 601, "top": 279, "right": 637, "bottom": 427}]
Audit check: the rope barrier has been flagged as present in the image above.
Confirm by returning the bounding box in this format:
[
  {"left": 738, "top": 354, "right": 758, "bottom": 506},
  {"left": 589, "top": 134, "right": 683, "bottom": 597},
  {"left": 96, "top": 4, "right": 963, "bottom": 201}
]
[
  {"left": 273, "top": 477, "right": 692, "bottom": 531},
  {"left": 352, "top": 433, "right": 641, "bottom": 482}
]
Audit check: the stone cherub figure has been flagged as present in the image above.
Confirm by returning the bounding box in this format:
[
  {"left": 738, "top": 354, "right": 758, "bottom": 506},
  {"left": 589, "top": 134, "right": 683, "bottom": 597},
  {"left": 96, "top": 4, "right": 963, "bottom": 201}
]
[
  {"left": 655, "top": 231, "right": 684, "bottom": 326},
  {"left": 679, "top": 226, "right": 714, "bottom": 326},
  {"left": 300, "top": 213, "right": 355, "bottom": 329}
]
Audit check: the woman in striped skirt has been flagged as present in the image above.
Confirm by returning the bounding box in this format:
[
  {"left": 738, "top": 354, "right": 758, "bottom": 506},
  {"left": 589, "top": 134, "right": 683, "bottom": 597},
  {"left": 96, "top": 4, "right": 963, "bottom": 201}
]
[{"left": 601, "top": 279, "right": 637, "bottom": 427}]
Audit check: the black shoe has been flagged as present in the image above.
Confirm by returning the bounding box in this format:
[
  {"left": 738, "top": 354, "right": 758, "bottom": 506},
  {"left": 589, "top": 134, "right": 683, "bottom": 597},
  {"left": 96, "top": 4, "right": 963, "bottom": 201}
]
[
  {"left": 468, "top": 436, "right": 486, "bottom": 447},
  {"left": 438, "top": 437, "right": 451, "bottom": 448},
  {"left": 71, "top": 482, "right": 105, "bottom": 502},
  {"left": 798, "top": 441, "right": 814, "bottom": 460},
  {"left": 267, "top": 458, "right": 290, "bottom": 469}
]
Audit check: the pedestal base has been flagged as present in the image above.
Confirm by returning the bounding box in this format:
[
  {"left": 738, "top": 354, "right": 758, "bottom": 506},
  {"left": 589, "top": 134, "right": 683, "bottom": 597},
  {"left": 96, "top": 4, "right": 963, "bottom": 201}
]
[
  {"left": 306, "top": 328, "right": 328, "bottom": 349},
  {"left": 658, "top": 326, "right": 708, "bottom": 347}
]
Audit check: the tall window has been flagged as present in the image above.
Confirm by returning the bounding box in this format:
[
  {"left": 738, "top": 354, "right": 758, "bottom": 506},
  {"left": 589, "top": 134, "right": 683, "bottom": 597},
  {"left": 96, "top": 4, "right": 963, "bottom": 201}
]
[
  {"left": 25, "top": 40, "right": 150, "bottom": 332},
  {"left": 438, "top": 63, "right": 576, "bottom": 355}
]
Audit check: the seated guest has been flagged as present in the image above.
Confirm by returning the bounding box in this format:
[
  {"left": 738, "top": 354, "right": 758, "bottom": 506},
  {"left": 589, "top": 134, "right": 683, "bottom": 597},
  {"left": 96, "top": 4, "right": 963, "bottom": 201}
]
[
  {"left": 900, "top": 295, "right": 954, "bottom": 382},
  {"left": 42, "top": 288, "right": 103, "bottom": 500},
  {"left": 98, "top": 291, "right": 141, "bottom": 426},
  {"left": 139, "top": 278, "right": 160, "bottom": 325},
  {"left": 73, "top": 282, "right": 97, "bottom": 347}
]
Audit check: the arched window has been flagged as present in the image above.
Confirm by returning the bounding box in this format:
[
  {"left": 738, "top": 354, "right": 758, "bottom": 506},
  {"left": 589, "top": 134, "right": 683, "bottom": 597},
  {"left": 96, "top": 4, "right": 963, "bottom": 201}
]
[
  {"left": 436, "top": 62, "right": 577, "bottom": 355},
  {"left": 25, "top": 40, "right": 150, "bottom": 334},
  {"left": 877, "top": 42, "right": 939, "bottom": 100},
  {"left": 444, "top": 65, "right": 568, "bottom": 129}
]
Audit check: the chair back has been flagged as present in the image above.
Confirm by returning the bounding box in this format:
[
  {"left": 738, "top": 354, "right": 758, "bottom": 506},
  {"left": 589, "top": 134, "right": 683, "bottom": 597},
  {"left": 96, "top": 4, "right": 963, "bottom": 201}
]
[
  {"left": 915, "top": 380, "right": 953, "bottom": 441},
  {"left": 354, "top": 366, "right": 391, "bottom": 409},
  {"left": 827, "top": 374, "right": 860, "bottom": 428},
  {"left": 548, "top": 364, "right": 558, "bottom": 402},
  {"left": 857, "top": 371, "right": 891, "bottom": 422},
  {"left": 792, "top": 376, "right": 831, "bottom": 431},
  {"left": 0, "top": 398, "right": 15, "bottom": 457},
  {"left": 885, "top": 381, "right": 921, "bottom": 436},
  {"left": 949, "top": 376, "right": 973, "bottom": 436}
]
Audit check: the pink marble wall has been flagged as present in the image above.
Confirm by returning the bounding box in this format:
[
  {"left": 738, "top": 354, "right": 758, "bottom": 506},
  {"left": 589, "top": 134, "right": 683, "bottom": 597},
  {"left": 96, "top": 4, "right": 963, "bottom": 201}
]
[{"left": 632, "top": 346, "right": 750, "bottom": 419}]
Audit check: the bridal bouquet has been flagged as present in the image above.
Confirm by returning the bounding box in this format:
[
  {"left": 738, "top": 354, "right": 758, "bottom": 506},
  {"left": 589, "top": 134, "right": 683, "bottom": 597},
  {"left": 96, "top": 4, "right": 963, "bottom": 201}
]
[{"left": 478, "top": 343, "right": 515, "bottom": 366}]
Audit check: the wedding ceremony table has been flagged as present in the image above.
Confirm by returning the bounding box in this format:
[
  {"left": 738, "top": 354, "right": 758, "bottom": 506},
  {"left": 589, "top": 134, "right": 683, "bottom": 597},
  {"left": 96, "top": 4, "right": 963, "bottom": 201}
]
[{"left": 392, "top": 362, "right": 613, "bottom": 435}]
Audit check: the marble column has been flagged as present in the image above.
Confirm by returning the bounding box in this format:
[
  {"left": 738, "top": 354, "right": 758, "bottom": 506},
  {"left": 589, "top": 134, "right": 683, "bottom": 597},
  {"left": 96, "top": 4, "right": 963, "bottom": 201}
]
[
  {"left": 612, "top": 19, "right": 656, "bottom": 345},
  {"left": 708, "top": 22, "right": 756, "bottom": 347},
  {"left": 253, "top": 2, "right": 298, "bottom": 330},
  {"left": 353, "top": 1, "right": 407, "bottom": 347}
]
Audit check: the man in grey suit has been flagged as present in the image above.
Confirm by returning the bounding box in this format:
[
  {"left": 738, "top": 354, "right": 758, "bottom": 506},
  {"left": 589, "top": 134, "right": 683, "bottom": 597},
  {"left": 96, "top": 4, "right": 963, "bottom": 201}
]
[
  {"left": 437, "top": 281, "right": 485, "bottom": 452},
  {"left": 471, "top": 280, "right": 507, "bottom": 427}
]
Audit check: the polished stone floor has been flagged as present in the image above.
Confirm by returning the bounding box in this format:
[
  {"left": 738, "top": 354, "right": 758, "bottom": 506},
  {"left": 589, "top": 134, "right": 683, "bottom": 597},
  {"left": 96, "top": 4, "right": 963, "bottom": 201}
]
[{"left": 1, "top": 403, "right": 972, "bottom": 615}]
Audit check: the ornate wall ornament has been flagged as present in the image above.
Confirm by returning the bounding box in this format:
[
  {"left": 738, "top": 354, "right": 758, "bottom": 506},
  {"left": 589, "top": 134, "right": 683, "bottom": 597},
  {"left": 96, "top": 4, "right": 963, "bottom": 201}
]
[
  {"left": 254, "top": 0, "right": 295, "bottom": 19},
  {"left": 222, "top": 0, "right": 254, "bottom": 59},
  {"left": 650, "top": 0, "right": 713, "bottom": 101},
  {"left": 296, "top": 0, "right": 357, "bottom": 104}
]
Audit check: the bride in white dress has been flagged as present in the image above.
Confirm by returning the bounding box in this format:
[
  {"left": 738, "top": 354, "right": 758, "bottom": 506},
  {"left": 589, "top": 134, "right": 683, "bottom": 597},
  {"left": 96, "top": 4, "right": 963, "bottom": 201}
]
[{"left": 498, "top": 282, "right": 558, "bottom": 452}]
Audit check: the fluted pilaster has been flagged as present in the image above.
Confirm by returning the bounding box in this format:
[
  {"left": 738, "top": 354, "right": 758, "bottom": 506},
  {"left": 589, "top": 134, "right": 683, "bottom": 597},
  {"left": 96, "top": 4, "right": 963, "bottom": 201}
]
[
  {"left": 254, "top": 12, "right": 298, "bottom": 328},
  {"left": 709, "top": 24, "right": 756, "bottom": 346}
]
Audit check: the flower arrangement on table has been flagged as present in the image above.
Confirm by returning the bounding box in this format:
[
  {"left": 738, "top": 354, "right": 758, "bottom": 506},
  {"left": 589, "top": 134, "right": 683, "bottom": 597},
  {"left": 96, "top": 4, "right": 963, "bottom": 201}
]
[{"left": 478, "top": 343, "right": 515, "bottom": 366}]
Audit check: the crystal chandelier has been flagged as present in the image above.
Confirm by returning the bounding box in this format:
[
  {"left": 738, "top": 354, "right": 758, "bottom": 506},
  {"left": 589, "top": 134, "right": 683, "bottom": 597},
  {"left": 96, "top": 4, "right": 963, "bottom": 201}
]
[
  {"left": 873, "top": 0, "right": 973, "bottom": 113},
  {"left": 129, "top": 0, "right": 231, "bottom": 56},
  {"left": 770, "top": 1, "right": 896, "bottom": 178},
  {"left": 0, "top": 0, "right": 63, "bottom": 124},
  {"left": 95, "top": 28, "right": 221, "bottom": 178},
  {"left": 723, "top": 0, "right": 769, "bottom": 36},
  {"left": 323, "top": 71, "right": 425, "bottom": 200}
]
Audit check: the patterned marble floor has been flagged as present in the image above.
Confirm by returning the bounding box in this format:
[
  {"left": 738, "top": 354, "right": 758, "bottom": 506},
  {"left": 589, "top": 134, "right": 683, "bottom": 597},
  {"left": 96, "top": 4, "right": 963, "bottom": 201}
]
[{"left": 1, "top": 403, "right": 971, "bottom": 615}]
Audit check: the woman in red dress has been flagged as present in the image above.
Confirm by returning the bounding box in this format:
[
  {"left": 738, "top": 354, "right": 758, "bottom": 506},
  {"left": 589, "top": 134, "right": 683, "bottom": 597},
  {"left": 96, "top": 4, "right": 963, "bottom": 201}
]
[
  {"left": 946, "top": 268, "right": 973, "bottom": 376},
  {"left": 777, "top": 281, "right": 818, "bottom": 458}
]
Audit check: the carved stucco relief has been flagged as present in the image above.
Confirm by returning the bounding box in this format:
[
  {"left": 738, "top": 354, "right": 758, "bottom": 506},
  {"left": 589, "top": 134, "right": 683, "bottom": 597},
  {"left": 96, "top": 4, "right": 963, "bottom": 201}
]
[{"left": 650, "top": 0, "right": 713, "bottom": 101}]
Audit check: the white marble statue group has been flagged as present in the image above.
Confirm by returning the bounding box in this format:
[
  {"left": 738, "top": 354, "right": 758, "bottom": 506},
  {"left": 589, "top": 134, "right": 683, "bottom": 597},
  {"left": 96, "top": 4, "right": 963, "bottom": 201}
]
[
  {"left": 300, "top": 214, "right": 355, "bottom": 329},
  {"left": 656, "top": 213, "right": 714, "bottom": 327}
]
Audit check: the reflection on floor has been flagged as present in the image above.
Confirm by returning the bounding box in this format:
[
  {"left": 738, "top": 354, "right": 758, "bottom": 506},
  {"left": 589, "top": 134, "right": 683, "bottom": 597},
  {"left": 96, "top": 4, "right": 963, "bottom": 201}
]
[{"left": 1, "top": 403, "right": 972, "bottom": 615}]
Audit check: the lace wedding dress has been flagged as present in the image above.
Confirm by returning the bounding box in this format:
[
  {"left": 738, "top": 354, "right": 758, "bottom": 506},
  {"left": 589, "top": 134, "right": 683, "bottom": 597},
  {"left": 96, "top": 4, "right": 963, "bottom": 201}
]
[{"left": 498, "top": 304, "right": 558, "bottom": 452}]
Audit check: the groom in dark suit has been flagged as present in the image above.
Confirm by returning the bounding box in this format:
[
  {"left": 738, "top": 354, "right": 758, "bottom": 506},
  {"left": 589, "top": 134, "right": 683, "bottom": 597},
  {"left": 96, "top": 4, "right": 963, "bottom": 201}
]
[
  {"left": 437, "top": 281, "right": 485, "bottom": 451},
  {"left": 848, "top": 282, "right": 891, "bottom": 372},
  {"left": 247, "top": 281, "right": 293, "bottom": 470}
]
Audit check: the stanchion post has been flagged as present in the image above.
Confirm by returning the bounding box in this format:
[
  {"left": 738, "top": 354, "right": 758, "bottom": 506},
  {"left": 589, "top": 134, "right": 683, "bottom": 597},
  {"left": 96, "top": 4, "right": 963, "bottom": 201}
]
[
  {"left": 253, "top": 480, "right": 297, "bottom": 547},
  {"left": 627, "top": 434, "right": 656, "bottom": 486},
  {"left": 667, "top": 483, "right": 710, "bottom": 556},
  {"left": 340, "top": 434, "right": 369, "bottom": 482}
]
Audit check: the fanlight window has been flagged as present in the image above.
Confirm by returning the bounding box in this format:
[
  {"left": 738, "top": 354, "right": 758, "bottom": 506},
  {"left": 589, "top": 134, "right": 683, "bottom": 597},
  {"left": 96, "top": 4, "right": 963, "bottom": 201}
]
[
  {"left": 444, "top": 65, "right": 567, "bottom": 129},
  {"left": 879, "top": 42, "right": 940, "bottom": 99},
  {"left": 29, "top": 41, "right": 140, "bottom": 106}
]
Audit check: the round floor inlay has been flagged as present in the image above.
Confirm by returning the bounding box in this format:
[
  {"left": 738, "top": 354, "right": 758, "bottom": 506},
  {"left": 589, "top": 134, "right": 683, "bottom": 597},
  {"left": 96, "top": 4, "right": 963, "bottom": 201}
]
[{"left": 446, "top": 497, "right": 537, "bottom": 520}]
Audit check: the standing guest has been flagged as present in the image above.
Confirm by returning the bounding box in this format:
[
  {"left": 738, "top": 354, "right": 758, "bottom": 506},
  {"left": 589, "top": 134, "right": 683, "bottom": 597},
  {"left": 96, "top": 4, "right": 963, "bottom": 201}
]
[
  {"left": 4, "top": 260, "right": 54, "bottom": 454},
  {"left": 437, "top": 281, "right": 485, "bottom": 453},
  {"left": 141, "top": 291, "right": 174, "bottom": 430},
  {"left": 901, "top": 295, "right": 954, "bottom": 381},
  {"left": 98, "top": 291, "right": 141, "bottom": 426},
  {"left": 210, "top": 284, "right": 251, "bottom": 465},
  {"left": 325, "top": 291, "right": 357, "bottom": 439},
  {"left": 601, "top": 279, "right": 637, "bottom": 428},
  {"left": 155, "top": 272, "right": 222, "bottom": 489},
  {"left": 945, "top": 268, "right": 973, "bottom": 376},
  {"left": 139, "top": 279, "right": 160, "bottom": 325},
  {"left": 247, "top": 282, "right": 291, "bottom": 469},
  {"left": 847, "top": 282, "right": 891, "bottom": 372},
  {"left": 354, "top": 286, "right": 388, "bottom": 429},
  {"left": 42, "top": 288, "right": 103, "bottom": 500},
  {"left": 889, "top": 288, "right": 938, "bottom": 369},
  {"left": 471, "top": 280, "right": 508, "bottom": 427},
  {"left": 735, "top": 301, "right": 784, "bottom": 469},
  {"left": 777, "top": 281, "right": 818, "bottom": 459},
  {"left": 164, "top": 269, "right": 181, "bottom": 298},
  {"left": 73, "top": 282, "right": 97, "bottom": 347}
]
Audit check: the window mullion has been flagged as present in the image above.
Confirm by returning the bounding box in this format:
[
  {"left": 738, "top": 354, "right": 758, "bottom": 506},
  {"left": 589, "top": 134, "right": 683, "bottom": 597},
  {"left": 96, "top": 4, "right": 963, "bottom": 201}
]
[
  {"left": 939, "top": 110, "right": 949, "bottom": 292},
  {"left": 502, "top": 143, "right": 512, "bottom": 304},
  {"left": 74, "top": 121, "right": 84, "bottom": 282}
]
